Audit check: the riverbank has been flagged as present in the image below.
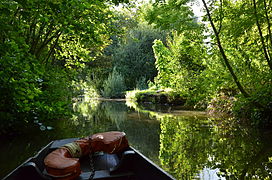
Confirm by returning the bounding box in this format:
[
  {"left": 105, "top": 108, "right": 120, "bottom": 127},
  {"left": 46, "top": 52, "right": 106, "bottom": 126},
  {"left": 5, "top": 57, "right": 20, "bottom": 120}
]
[
  {"left": 126, "top": 88, "right": 272, "bottom": 128},
  {"left": 126, "top": 88, "right": 236, "bottom": 118},
  {"left": 126, "top": 89, "right": 187, "bottom": 106}
]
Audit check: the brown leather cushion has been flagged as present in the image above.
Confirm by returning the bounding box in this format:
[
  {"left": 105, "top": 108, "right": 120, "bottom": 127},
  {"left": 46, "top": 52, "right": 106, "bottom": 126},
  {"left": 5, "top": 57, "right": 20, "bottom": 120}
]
[{"left": 91, "top": 131, "right": 129, "bottom": 154}]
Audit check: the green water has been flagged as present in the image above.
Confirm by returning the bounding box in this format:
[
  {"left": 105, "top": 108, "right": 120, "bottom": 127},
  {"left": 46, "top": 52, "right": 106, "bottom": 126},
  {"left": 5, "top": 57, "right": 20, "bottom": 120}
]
[{"left": 1, "top": 99, "right": 272, "bottom": 179}]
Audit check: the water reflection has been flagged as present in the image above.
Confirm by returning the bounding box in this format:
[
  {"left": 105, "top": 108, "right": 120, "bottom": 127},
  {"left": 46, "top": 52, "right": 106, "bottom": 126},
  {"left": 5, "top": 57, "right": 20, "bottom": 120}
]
[
  {"left": 102, "top": 101, "right": 128, "bottom": 130},
  {"left": 158, "top": 115, "right": 272, "bottom": 179},
  {"left": 1, "top": 99, "right": 272, "bottom": 180},
  {"left": 73, "top": 99, "right": 272, "bottom": 179}
]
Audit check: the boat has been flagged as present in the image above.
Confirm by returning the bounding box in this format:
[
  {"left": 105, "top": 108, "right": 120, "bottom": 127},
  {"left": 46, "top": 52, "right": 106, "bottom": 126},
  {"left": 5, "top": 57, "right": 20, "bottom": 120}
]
[{"left": 3, "top": 131, "right": 175, "bottom": 180}]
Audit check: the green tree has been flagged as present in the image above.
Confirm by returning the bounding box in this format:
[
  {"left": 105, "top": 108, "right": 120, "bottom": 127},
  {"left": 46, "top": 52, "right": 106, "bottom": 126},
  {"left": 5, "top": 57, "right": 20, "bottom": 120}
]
[
  {"left": 0, "top": 0, "right": 129, "bottom": 133},
  {"left": 145, "top": 0, "right": 199, "bottom": 33},
  {"left": 113, "top": 23, "right": 167, "bottom": 89},
  {"left": 102, "top": 67, "right": 126, "bottom": 98},
  {"left": 201, "top": 0, "right": 250, "bottom": 98},
  {"left": 201, "top": 0, "right": 272, "bottom": 123},
  {"left": 147, "top": 0, "right": 207, "bottom": 105},
  {"left": 145, "top": 0, "right": 272, "bottom": 123},
  {"left": 82, "top": 6, "right": 149, "bottom": 93}
]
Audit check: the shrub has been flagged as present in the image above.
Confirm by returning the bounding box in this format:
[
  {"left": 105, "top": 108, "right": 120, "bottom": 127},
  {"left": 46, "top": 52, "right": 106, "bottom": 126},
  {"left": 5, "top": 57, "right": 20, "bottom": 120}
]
[
  {"left": 207, "top": 92, "right": 236, "bottom": 117},
  {"left": 102, "top": 67, "right": 126, "bottom": 98},
  {"left": 136, "top": 76, "right": 148, "bottom": 90}
]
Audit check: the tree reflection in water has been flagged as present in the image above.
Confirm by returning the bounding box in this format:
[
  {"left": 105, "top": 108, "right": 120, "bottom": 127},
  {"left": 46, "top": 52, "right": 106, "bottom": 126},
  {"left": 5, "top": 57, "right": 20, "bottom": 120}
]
[
  {"left": 159, "top": 115, "right": 272, "bottom": 179},
  {"left": 1, "top": 100, "right": 272, "bottom": 180}
]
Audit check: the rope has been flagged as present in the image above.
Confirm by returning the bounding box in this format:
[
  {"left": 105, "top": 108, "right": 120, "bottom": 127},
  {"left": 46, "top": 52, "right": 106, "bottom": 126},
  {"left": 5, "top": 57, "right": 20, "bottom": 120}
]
[
  {"left": 59, "top": 139, "right": 95, "bottom": 179},
  {"left": 62, "top": 142, "right": 82, "bottom": 158}
]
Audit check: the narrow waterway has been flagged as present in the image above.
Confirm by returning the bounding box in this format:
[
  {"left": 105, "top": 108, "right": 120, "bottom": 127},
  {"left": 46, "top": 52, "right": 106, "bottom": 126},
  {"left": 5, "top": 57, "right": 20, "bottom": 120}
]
[{"left": 1, "top": 99, "right": 272, "bottom": 179}]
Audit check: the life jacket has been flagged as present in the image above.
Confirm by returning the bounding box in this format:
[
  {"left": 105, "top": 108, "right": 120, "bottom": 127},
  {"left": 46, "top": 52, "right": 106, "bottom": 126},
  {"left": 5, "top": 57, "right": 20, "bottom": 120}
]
[{"left": 44, "top": 131, "right": 129, "bottom": 180}]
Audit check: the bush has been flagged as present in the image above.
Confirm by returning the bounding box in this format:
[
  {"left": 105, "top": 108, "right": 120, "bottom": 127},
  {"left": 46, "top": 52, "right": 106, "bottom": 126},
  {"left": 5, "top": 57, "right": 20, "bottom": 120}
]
[
  {"left": 233, "top": 95, "right": 272, "bottom": 127},
  {"left": 207, "top": 92, "right": 236, "bottom": 117},
  {"left": 136, "top": 76, "right": 148, "bottom": 90},
  {"left": 102, "top": 67, "right": 126, "bottom": 98}
]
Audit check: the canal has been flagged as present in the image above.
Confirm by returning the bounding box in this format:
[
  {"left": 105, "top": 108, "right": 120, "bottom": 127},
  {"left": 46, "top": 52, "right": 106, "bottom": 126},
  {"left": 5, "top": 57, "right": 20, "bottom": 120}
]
[{"left": 1, "top": 99, "right": 272, "bottom": 179}]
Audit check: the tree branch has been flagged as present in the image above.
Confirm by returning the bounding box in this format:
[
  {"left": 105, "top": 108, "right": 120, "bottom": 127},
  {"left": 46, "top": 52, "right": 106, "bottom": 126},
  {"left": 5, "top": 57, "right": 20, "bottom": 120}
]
[
  {"left": 263, "top": 0, "right": 272, "bottom": 59},
  {"left": 217, "top": 0, "right": 223, "bottom": 35},
  {"left": 201, "top": 0, "right": 250, "bottom": 98},
  {"left": 44, "top": 31, "right": 62, "bottom": 65},
  {"left": 35, "top": 27, "right": 59, "bottom": 58},
  {"left": 30, "top": 22, "right": 47, "bottom": 55},
  {"left": 252, "top": 0, "right": 272, "bottom": 70}
]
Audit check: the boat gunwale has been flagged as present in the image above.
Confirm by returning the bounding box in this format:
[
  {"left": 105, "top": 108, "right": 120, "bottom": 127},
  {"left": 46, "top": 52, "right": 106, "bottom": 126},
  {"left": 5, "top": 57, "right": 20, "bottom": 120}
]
[
  {"left": 3, "top": 141, "right": 54, "bottom": 180},
  {"left": 3, "top": 138, "right": 175, "bottom": 180}
]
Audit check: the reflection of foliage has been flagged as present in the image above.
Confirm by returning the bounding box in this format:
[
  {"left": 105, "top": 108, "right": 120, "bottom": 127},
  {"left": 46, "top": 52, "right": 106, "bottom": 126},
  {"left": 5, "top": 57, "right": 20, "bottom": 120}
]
[
  {"left": 72, "top": 99, "right": 100, "bottom": 123},
  {"left": 120, "top": 111, "right": 161, "bottom": 164},
  {"left": 159, "top": 115, "right": 272, "bottom": 179},
  {"left": 3, "top": 99, "right": 272, "bottom": 180},
  {"left": 53, "top": 100, "right": 113, "bottom": 138},
  {"left": 160, "top": 116, "right": 212, "bottom": 179},
  {"left": 126, "top": 98, "right": 173, "bottom": 120},
  {"left": 210, "top": 127, "right": 272, "bottom": 179},
  {"left": 68, "top": 100, "right": 129, "bottom": 135},
  {"left": 102, "top": 101, "right": 128, "bottom": 130}
]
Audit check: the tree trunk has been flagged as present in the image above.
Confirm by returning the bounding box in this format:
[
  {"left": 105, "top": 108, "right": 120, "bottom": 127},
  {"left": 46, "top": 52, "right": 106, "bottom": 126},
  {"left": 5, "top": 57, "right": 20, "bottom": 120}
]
[
  {"left": 252, "top": 0, "right": 272, "bottom": 70},
  {"left": 263, "top": 0, "right": 272, "bottom": 60},
  {"left": 44, "top": 31, "right": 62, "bottom": 65},
  {"left": 201, "top": 0, "right": 250, "bottom": 98}
]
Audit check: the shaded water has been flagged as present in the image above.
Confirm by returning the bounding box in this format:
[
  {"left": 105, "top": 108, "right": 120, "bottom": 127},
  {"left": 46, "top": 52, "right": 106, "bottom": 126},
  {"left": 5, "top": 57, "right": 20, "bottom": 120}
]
[{"left": 1, "top": 99, "right": 272, "bottom": 179}]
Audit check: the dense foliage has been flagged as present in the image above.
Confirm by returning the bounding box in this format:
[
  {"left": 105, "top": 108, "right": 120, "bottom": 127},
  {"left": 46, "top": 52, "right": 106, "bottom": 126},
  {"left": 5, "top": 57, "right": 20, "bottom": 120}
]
[
  {"left": 1, "top": 0, "right": 272, "bottom": 133},
  {"left": 202, "top": 0, "right": 272, "bottom": 124},
  {"left": 152, "top": 31, "right": 206, "bottom": 104},
  {"left": 112, "top": 23, "right": 167, "bottom": 89},
  {"left": 143, "top": 0, "right": 272, "bottom": 125},
  {"left": 82, "top": 6, "right": 167, "bottom": 93},
  {"left": 0, "top": 0, "right": 128, "bottom": 133}
]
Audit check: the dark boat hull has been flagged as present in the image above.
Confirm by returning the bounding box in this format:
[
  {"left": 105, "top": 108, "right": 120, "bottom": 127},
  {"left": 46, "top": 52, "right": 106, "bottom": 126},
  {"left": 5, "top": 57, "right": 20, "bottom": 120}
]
[{"left": 3, "top": 138, "right": 175, "bottom": 180}]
